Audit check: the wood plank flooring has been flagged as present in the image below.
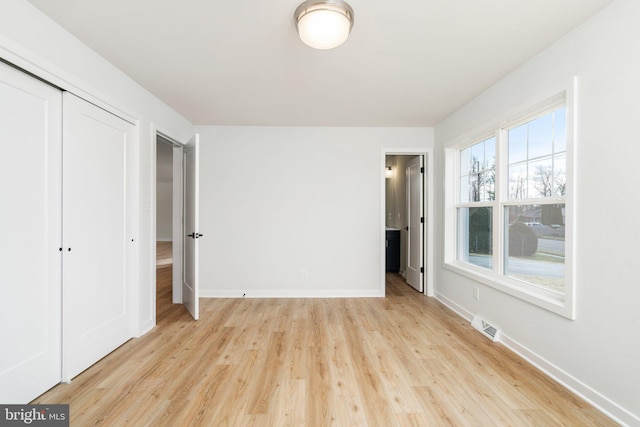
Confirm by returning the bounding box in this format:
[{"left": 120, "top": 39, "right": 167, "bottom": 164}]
[
  {"left": 156, "top": 241, "right": 172, "bottom": 266},
  {"left": 33, "top": 250, "right": 617, "bottom": 426}
]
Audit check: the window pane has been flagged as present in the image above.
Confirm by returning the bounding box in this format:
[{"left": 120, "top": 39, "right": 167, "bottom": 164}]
[
  {"left": 469, "top": 173, "right": 480, "bottom": 202},
  {"left": 529, "top": 157, "right": 553, "bottom": 198},
  {"left": 461, "top": 138, "right": 496, "bottom": 203},
  {"left": 553, "top": 154, "right": 566, "bottom": 196},
  {"left": 508, "top": 126, "right": 527, "bottom": 164},
  {"left": 471, "top": 142, "right": 484, "bottom": 173},
  {"left": 508, "top": 106, "right": 566, "bottom": 200},
  {"left": 528, "top": 114, "right": 553, "bottom": 159},
  {"left": 458, "top": 207, "right": 493, "bottom": 269},
  {"left": 460, "top": 175, "right": 470, "bottom": 203},
  {"left": 485, "top": 137, "right": 496, "bottom": 171},
  {"left": 508, "top": 163, "right": 527, "bottom": 199},
  {"left": 480, "top": 171, "right": 495, "bottom": 201},
  {"left": 460, "top": 147, "right": 471, "bottom": 177},
  {"left": 554, "top": 108, "right": 567, "bottom": 153},
  {"left": 504, "top": 204, "right": 565, "bottom": 292}
]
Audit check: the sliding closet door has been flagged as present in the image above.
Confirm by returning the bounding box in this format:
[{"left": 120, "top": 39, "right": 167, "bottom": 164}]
[
  {"left": 0, "top": 62, "right": 62, "bottom": 402},
  {"left": 62, "top": 93, "right": 136, "bottom": 381}
]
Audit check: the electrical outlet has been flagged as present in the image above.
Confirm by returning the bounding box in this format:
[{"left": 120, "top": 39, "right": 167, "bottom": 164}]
[{"left": 473, "top": 286, "right": 480, "bottom": 301}]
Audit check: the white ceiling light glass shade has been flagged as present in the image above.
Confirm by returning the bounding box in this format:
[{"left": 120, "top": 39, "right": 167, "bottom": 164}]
[{"left": 294, "top": 0, "right": 354, "bottom": 50}]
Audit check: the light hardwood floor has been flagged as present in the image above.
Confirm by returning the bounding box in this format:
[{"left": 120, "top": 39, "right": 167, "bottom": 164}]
[
  {"left": 156, "top": 240, "right": 173, "bottom": 266},
  {"left": 33, "top": 248, "right": 616, "bottom": 426}
]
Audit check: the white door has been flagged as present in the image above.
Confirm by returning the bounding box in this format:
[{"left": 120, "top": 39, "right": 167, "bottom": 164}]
[
  {"left": 62, "top": 93, "right": 136, "bottom": 381},
  {"left": 0, "top": 62, "right": 62, "bottom": 403},
  {"left": 183, "top": 135, "right": 200, "bottom": 320},
  {"left": 406, "top": 156, "right": 424, "bottom": 292}
]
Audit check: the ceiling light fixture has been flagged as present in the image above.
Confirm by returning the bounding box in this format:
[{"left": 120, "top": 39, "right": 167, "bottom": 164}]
[{"left": 294, "top": 0, "right": 354, "bottom": 50}]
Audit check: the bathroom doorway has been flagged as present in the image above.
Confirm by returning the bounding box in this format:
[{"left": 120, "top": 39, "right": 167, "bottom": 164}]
[{"left": 383, "top": 151, "right": 433, "bottom": 296}]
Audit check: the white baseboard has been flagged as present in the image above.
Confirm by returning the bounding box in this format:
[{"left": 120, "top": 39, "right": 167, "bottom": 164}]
[
  {"left": 156, "top": 238, "right": 172, "bottom": 242},
  {"left": 435, "top": 291, "right": 474, "bottom": 322},
  {"left": 199, "top": 289, "right": 384, "bottom": 298},
  {"left": 499, "top": 334, "right": 639, "bottom": 427},
  {"left": 136, "top": 319, "right": 154, "bottom": 338},
  {"left": 434, "top": 293, "right": 639, "bottom": 427}
]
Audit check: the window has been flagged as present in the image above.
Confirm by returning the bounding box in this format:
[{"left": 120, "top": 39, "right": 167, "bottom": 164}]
[
  {"left": 457, "top": 137, "right": 495, "bottom": 269},
  {"left": 446, "top": 92, "right": 574, "bottom": 318},
  {"left": 504, "top": 107, "right": 566, "bottom": 293}
]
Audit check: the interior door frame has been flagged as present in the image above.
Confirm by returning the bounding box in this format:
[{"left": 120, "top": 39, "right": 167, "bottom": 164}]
[
  {"left": 154, "top": 133, "right": 185, "bottom": 305},
  {"left": 381, "top": 148, "right": 434, "bottom": 297}
]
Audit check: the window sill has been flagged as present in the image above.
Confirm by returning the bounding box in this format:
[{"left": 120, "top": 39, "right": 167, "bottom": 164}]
[{"left": 443, "top": 261, "right": 575, "bottom": 319}]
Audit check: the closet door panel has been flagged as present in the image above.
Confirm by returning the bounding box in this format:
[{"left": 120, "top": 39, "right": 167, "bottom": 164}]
[
  {"left": 0, "top": 62, "right": 62, "bottom": 402},
  {"left": 62, "top": 93, "right": 135, "bottom": 381}
]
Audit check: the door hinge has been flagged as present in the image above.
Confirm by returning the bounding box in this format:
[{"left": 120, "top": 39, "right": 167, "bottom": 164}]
[
  {"left": 420, "top": 167, "right": 424, "bottom": 173},
  {"left": 420, "top": 267, "right": 424, "bottom": 273},
  {"left": 420, "top": 217, "right": 424, "bottom": 223}
]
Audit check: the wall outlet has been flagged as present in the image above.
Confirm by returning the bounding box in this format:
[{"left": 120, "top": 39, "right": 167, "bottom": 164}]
[{"left": 473, "top": 286, "right": 480, "bottom": 301}]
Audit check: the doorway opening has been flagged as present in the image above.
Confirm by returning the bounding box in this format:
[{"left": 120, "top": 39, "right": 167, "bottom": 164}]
[
  {"left": 382, "top": 150, "right": 433, "bottom": 297},
  {"left": 156, "top": 135, "right": 174, "bottom": 321},
  {"left": 155, "top": 133, "right": 185, "bottom": 323}
]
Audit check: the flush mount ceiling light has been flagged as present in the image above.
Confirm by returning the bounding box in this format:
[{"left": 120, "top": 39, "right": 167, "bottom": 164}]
[{"left": 294, "top": 0, "right": 355, "bottom": 50}]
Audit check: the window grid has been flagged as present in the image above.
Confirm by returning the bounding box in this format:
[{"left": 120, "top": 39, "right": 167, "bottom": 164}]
[
  {"left": 506, "top": 106, "right": 567, "bottom": 200},
  {"left": 459, "top": 136, "right": 496, "bottom": 203}
]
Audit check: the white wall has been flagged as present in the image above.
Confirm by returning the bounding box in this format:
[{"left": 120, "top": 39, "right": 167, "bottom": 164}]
[
  {"left": 196, "top": 126, "right": 432, "bottom": 297},
  {"left": 156, "top": 140, "right": 173, "bottom": 241},
  {"left": 156, "top": 182, "right": 173, "bottom": 241},
  {"left": 1, "top": 0, "right": 195, "bottom": 334},
  {"left": 434, "top": 0, "right": 640, "bottom": 424}
]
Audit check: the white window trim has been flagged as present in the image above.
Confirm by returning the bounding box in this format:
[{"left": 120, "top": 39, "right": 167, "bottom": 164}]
[{"left": 444, "top": 78, "right": 577, "bottom": 319}]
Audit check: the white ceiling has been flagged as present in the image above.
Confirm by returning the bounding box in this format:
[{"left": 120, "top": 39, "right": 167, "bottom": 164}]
[{"left": 26, "top": 0, "right": 614, "bottom": 127}]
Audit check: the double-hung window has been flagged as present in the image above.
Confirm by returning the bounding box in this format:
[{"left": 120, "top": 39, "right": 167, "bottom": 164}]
[{"left": 447, "top": 91, "right": 574, "bottom": 318}]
